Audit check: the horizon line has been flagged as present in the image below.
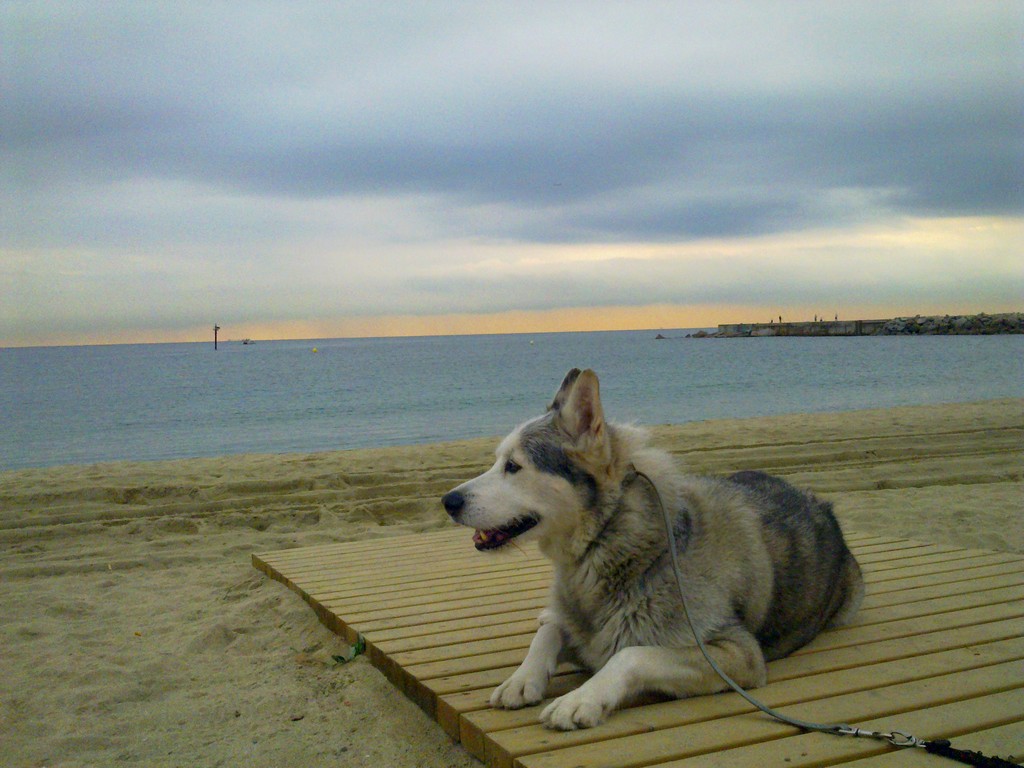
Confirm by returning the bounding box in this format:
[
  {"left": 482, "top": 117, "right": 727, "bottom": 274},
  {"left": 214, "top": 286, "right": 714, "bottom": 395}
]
[{"left": 4, "top": 303, "right": 1019, "bottom": 350}]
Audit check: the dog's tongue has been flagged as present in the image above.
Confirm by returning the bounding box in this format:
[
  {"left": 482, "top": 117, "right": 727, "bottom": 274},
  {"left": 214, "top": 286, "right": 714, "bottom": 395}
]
[{"left": 473, "top": 528, "right": 509, "bottom": 549}]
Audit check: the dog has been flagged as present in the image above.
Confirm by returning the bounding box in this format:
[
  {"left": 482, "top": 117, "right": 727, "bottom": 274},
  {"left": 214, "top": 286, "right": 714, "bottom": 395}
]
[{"left": 442, "top": 368, "right": 864, "bottom": 730}]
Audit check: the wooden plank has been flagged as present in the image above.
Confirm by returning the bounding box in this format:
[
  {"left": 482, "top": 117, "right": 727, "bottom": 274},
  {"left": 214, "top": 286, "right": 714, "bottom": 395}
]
[
  {"left": 855, "top": 542, "right": 970, "bottom": 566},
  {"left": 368, "top": 607, "right": 542, "bottom": 646},
  {"left": 862, "top": 547, "right": 1005, "bottom": 573},
  {"left": 850, "top": 540, "right": 934, "bottom": 556},
  {"left": 376, "top": 614, "right": 540, "bottom": 655},
  {"left": 389, "top": 596, "right": 1024, "bottom": 685},
  {"left": 391, "top": 577, "right": 1024, "bottom": 684},
  {"left": 312, "top": 571, "right": 550, "bottom": 614},
  {"left": 252, "top": 529, "right": 470, "bottom": 566},
  {"left": 839, "top": 722, "right": 1023, "bottom": 766},
  {"left": 447, "top": 672, "right": 591, "bottom": 754},
  {"left": 274, "top": 547, "right": 547, "bottom": 587},
  {"left": 307, "top": 562, "right": 551, "bottom": 600},
  {"left": 452, "top": 618, "right": 1024, "bottom": 749},
  {"left": 849, "top": 584, "right": 1024, "bottom": 626},
  {"left": 790, "top": 601, "right": 1024, "bottom": 655},
  {"left": 858, "top": 571, "right": 1024, "bottom": 609},
  {"left": 345, "top": 589, "right": 548, "bottom": 633},
  {"left": 254, "top": 529, "right": 1024, "bottom": 768},
  {"left": 254, "top": 527, "right": 460, "bottom": 558},
  {"left": 282, "top": 547, "right": 543, "bottom": 580},
  {"left": 865, "top": 552, "right": 1022, "bottom": 585},
  {"left": 511, "top": 662, "right": 1024, "bottom": 768},
  {"left": 866, "top": 560, "right": 1024, "bottom": 595},
  {"left": 648, "top": 689, "right": 1024, "bottom": 768},
  {"left": 486, "top": 641, "right": 1024, "bottom": 768},
  {"left": 438, "top": 671, "right": 590, "bottom": 744},
  {"left": 389, "top": 631, "right": 537, "bottom": 668},
  {"left": 434, "top": 593, "right": 1024, "bottom": 761}
]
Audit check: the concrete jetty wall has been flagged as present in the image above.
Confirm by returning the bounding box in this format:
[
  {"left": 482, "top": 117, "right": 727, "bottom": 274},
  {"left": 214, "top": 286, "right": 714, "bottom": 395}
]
[{"left": 716, "top": 318, "right": 888, "bottom": 337}]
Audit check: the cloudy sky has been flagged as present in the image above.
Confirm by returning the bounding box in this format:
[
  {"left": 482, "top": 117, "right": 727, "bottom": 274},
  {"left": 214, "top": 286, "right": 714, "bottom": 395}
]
[{"left": 2, "top": 2, "right": 1021, "bottom": 346}]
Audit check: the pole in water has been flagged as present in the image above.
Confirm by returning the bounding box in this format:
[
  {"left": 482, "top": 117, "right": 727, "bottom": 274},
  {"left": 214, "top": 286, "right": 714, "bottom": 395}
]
[{"left": 214, "top": 324, "right": 220, "bottom": 350}]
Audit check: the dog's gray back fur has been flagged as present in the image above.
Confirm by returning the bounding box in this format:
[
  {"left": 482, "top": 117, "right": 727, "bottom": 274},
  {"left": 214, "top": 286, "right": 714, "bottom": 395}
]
[{"left": 727, "top": 470, "right": 863, "bottom": 658}]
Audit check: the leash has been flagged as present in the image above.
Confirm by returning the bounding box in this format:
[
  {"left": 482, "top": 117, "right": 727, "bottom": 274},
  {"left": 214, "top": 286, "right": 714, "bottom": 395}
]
[{"left": 632, "top": 468, "right": 1017, "bottom": 767}]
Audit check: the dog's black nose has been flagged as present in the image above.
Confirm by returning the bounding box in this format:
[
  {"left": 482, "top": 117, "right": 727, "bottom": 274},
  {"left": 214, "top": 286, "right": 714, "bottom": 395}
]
[{"left": 442, "top": 490, "right": 465, "bottom": 518}]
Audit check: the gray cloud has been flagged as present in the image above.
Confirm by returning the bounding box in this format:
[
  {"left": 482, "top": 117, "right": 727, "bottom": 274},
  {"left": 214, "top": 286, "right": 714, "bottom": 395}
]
[{"left": 2, "top": 2, "right": 1022, "bottom": 343}]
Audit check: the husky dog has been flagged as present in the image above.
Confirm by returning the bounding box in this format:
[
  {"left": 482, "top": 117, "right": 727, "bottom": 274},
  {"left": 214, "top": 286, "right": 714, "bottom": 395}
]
[{"left": 442, "top": 368, "right": 864, "bottom": 730}]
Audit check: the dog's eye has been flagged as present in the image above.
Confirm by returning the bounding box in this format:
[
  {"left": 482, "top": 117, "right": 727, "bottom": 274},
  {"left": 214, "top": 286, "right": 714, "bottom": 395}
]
[{"left": 504, "top": 459, "right": 521, "bottom": 475}]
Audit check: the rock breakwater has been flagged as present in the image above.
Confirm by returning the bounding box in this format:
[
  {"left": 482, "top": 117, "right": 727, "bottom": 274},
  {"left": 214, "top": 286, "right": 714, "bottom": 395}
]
[
  {"left": 877, "top": 312, "right": 1023, "bottom": 335},
  {"left": 702, "top": 312, "right": 1022, "bottom": 338}
]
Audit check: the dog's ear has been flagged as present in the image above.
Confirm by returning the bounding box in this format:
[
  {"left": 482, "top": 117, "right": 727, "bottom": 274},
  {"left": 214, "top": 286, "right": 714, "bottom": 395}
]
[
  {"left": 552, "top": 369, "right": 605, "bottom": 445},
  {"left": 549, "top": 368, "right": 582, "bottom": 413}
]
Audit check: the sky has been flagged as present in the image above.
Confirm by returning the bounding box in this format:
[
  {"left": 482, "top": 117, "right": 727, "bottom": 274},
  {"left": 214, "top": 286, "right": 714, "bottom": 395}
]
[{"left": 2, "top": 2, "right": 1022, "bottom": 347}]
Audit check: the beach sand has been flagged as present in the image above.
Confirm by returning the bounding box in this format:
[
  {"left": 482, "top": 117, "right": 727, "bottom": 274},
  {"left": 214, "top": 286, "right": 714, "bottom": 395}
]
[{"left": 1, "top": 399, "right": 1020, "bottom": 768}]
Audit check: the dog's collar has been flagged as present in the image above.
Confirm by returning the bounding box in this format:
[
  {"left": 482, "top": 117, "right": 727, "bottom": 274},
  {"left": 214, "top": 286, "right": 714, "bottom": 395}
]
[
  {"left": 622, "top": 463, "right": 640, "bottom": 487},
  {"left": 579, "top": 465, "right": 642, "bottom": 563},
  {"left": 625, "top": 464, "right": 692, "bottom": 555}
]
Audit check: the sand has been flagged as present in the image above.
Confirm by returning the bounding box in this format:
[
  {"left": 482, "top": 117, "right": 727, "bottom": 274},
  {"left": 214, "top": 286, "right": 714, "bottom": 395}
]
[{"left": 1, "top": 399, "right": 1021, "bottom": 768}]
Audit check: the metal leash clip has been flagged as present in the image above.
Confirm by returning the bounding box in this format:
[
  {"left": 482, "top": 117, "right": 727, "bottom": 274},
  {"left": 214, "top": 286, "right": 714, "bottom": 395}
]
[
  {"left": 835, "top": 726, "right": 925, "bottom": 748},
  {"left": 886, "top": 731, "right": 926, "bottom": 748}
]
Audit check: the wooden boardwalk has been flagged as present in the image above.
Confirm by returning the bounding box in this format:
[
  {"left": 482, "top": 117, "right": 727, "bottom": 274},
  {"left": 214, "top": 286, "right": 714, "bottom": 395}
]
[{"left": 253, "top": 529, "right": 1024, "bottom": 767}]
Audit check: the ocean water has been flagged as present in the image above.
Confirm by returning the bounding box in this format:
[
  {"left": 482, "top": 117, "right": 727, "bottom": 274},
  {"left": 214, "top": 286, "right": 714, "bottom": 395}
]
[{"left": 2, "top": 330, "right": 1022, "bottom": 471}]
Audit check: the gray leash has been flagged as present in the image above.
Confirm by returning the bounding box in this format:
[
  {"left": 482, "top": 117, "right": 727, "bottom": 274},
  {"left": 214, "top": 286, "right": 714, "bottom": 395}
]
[{"left": 633, "top": 468, "right": 1016, "bottom": 767}]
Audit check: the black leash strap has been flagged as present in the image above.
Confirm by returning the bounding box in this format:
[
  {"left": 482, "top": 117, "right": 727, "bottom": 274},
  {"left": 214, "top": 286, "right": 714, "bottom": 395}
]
[
  {"left": 634, "top": 468, "right": 1018, "bottom": 768},
  {"left": 834, "top": 729, "right": 1018, "bottom": 767},
  {"left": 925, "top": 739, "right": 1019, "bottom": 768}
]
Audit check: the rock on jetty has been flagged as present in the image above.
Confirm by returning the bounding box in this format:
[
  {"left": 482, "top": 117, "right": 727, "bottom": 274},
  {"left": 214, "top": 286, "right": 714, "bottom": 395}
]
[
  {"left": 876, "top": 313, "right": 1023, "bottom": 335},
  {"left": 701, "top": 312, "right": 1023, "bottom": 338}
]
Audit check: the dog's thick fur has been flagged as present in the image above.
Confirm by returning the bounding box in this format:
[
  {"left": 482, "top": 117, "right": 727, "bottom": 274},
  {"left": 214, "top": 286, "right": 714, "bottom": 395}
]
[{"left": 442, "top": 368, "right": 864, "bottom": 730}]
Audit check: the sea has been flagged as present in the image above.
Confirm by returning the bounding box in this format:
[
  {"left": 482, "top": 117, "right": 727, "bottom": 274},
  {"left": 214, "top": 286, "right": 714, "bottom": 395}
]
[{"left": 2, "top": 330, "right": 1022, "bottom": 471}]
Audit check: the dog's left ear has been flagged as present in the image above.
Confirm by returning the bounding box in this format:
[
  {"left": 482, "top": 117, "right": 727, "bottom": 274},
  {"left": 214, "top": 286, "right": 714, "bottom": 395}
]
[
  {"left": 553, "top": 369, "right": 606, "bottom": 448},
  {"left": 549, "top": 368, "right": 582, "bottom": 413}
]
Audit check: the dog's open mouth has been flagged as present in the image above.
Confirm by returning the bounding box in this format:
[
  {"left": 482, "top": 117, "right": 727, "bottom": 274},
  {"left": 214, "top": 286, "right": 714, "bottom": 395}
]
[{"left": 472, "top": 516, "right": 539, "bottom": 551}]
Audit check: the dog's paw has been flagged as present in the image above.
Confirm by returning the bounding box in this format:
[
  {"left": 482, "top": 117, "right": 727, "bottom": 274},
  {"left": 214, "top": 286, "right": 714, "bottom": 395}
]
[
  {"left": 490, "top": 673, "right": 546, "bottom": 710},
  {"left": 540, "top": 690, "right": 610, "bottom": 730}
]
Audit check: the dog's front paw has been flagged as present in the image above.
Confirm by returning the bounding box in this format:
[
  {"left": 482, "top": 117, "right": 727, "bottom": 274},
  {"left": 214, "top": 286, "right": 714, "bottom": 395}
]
[
  {"left": 540, "top": 689, "right": 610, "bottom": 730},
  {"left": 490, "top": 672, "right": 547, "bottom": 710}
]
